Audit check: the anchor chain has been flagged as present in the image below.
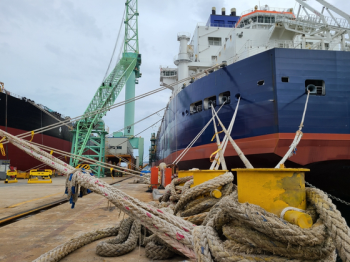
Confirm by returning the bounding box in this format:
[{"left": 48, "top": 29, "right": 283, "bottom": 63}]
[{"left": 305, "top": 181, "right": 350, "bottom": 206}]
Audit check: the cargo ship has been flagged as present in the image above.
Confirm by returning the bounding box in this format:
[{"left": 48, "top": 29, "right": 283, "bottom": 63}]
[
  {"left": 153, "top": 1, "right": 350, "bottom": 215},
  {"left": 0, "top": 86, "right": 72, "bottom": 171}
]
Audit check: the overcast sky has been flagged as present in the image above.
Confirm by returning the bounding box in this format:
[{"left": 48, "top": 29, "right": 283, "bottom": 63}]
[{"left": 1, "top": 0, "right": 349, "bottom": 161}]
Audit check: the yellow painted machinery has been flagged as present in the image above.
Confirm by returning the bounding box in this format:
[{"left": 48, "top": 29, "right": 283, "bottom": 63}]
[
  {"left": 233, "top": 168, "right": 313, "bottom": 228},
  {"left": 28, "top": 169, "right": 52, "bottom": 184},
  {"left": 17, "top": 171, "right": 30, "bottom": 179},
  {"left": 4, "top": 169, "right": 18, "bottom": 183},
  {"left": 76, "top": 164, "right": 90, "bottom": 170},
  {"left": 177, "top": 168, "right": 312, "bottom": 229},
  {"left": 178, "top": 169, "right": 227, "bottom": 199}
]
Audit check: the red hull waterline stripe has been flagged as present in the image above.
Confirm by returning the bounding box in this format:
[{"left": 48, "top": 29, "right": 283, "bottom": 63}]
[
  {"left": 157, "top": 133, "right": 350, "bottom": 166},
  {"left": 0, "top": 126, "right": 71, "bottom": 171}
]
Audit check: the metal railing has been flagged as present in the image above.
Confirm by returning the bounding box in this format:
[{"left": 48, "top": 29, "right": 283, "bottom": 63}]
[
  {"left": 232, "top": 39, "right": 347, "bottom": 63},
  {"left": 279, "top": 14, "right": 350, "bottom": 30},
  {"left": 241, "top": 6, "right": 293, "bottom": 16}
]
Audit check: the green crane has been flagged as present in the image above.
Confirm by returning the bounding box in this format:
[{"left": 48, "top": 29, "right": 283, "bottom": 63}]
[{"left": 70, "top": 0, "right": 141, "bottom": 177}]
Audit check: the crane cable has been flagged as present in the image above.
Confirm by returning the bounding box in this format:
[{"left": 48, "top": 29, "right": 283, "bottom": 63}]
[
  {"left": 107, "top": 107, "right": 165, "bottom": 136},
  {"left": 102, "top": 7, "right": 126, "bottom": 82}
]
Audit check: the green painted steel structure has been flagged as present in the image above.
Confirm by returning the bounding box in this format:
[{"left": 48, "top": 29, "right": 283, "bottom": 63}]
[{"left": 70, "top": 0, "right": 141, "bottom": 177}]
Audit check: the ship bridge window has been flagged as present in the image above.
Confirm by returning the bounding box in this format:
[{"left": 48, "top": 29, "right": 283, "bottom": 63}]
[
  {"left": 208, "top": 37, "right": 222, "bottom": 46},
  {"left": 219, "top": 91, "right": 231, "bottom": 105},
  {"left": 162, "top": 71, "right": 177, "bottom": 76},
  {"left": 258, "top": 16, "right": 264, "bottom": 23},
  {"left": 190, "top": 100, "right": 203, "bottom": 115},
  {"left": 203, "top": 96, "right": 216, "bottom": 110},
  {"left": 305, "top": 80, "right": 325, "bottom": 96}
]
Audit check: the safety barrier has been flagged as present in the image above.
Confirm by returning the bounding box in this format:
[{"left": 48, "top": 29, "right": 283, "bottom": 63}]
[
  {"left": 4, "top": 170, "right": 17, "bottom": 184},
  {"left": 28, "top": 169, "right": 52, "bottom": 184}
]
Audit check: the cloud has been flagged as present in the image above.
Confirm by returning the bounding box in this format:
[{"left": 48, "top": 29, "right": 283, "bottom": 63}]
[
  {"left": 0, "top": 0, "right": 349, "bottom": 161},
  {"left": 45, "top": 43, "right": 62, "bottom": 56}
]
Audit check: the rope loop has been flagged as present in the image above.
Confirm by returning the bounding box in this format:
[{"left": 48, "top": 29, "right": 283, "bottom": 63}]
[
  {"left": 29, "top": 131, "right": 35, "bottom": 142},
  {"left": 0, "top": 136, "right": 6, "bottom": 156}
]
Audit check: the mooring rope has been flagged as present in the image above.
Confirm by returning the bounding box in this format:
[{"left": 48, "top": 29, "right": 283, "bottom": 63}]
[
  {"left": 275, "top": 90, "right": 311, "bottom": 168},
  {"left": 2, "top": 127, "right": 349, "bottom": 262}
]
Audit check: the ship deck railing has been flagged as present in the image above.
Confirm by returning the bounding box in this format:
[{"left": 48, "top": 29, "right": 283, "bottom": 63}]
[{"left": 227, "top": 39, "right": 349, "bottom": 64}]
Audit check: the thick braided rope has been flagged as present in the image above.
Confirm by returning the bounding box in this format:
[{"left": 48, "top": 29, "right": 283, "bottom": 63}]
[
  {"left": 193, "top": 225, "right": 214, "bottom": 262},
  {"left": 174, "top": 172, "right": 234, "bottom": 215},
  {"left": 170, "top": 176, "right": 193, "bottom": 201},
  {"left": 185, "top": 197, "right": 212, "bottom": 211},
  {"left": 8, "top": 132, "right": 197, "bottom": 237},
  {"left": 160, "top": 184, "right": 171, "bottom": 202},
  {"left": 181, "top": 198, "right": 219, "bottom": 217},
  {"left": 33, "top": 226, "right": 120, "bottom": 262},
  {"left": 221, "top": 182, "right": 235, "bottom": 196},
  {"left": 182, "top": 179, "right": 194, "bottom": 195},
  {"left": 219, "top": 196, "right": 328, "bottom": 246},
  {"left": 183, "top": 212, "right": 209, "bottom": 225},
  {"left": 145, "top": 241, "right": 176, "bottom": 260},
  {"left": 7, "top": 131, "right": 195, "bottom": 239},
  {"left": 222, "top": 220, "right": 335, "bottom": 260},
  {"left": 96, "top": 219, "right": 140, "bottom": 257},
  {"left": 306, "top": 187, "right": 350, "bottom": 262},
  {"left": 202, "top": 191, "right": 238, "bottom": 226},
  {"left": 204, "top": 218, "right": 336, "bottom": 262},
  {"left": 3, "top": 129, "right": 348, "bottom": 261},
  {"left": 2, "top": 134, "right": 197, "bottom": 260},
  {"left": 98, "top": 217, "right": 133, "bottom": 246}
]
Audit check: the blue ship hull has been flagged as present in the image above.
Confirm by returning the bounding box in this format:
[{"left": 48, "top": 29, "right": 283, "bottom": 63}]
[{"left": 155, "top": 48, "right": 350, "bottom": 222}]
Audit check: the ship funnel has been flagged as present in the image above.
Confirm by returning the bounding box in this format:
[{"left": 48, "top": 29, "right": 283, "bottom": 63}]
[
  {"left": 212, "top": 7, "right": 216, "bottom": 15},
  {"left": 222, "top": 8, "right": 226, "bottom": 15},
  {"left": 230, "top": 8, "right": 236, "bottom": 16}
]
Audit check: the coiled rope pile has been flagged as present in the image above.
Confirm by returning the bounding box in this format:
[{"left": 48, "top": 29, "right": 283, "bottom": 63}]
[{"left": 0, "top": 129, "right": 349, "bottom": 262}]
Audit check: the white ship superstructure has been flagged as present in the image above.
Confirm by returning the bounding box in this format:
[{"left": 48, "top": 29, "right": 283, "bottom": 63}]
[{"left": 160, "top": 0, "right": 350, "bottom": 95}]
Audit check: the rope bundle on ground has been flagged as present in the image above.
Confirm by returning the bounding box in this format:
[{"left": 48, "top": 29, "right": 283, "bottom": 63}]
[{"left": 0, "top": 128, "right": 349, "bottom": 262}]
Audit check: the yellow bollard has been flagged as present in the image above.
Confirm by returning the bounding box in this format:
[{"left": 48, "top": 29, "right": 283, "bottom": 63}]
[
  {"left": 232, "top": 168, "right": 312, "bottom": 228},
  {"left": 178, "top": 170, "right": 227, "bottom": 187},
  {"left": 210, "top": 189, "right": 222, "bottom": 199},
  {"left": 284, "top": 210, "right": 313, "bottom": 229},
  {"left": 4, "top": 170, "right": 18, "bottom": 184}
]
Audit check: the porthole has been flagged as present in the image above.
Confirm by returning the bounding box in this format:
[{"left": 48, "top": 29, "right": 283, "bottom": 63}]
[
  {"left": 185, "top": 110, "right": 189, "bottom": 115},
  {"left": 182, "top": 112, "right": 185, "bottom": 116}
]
